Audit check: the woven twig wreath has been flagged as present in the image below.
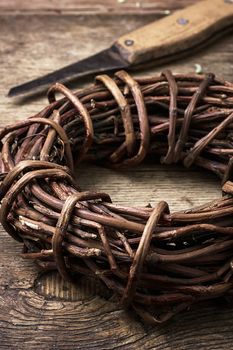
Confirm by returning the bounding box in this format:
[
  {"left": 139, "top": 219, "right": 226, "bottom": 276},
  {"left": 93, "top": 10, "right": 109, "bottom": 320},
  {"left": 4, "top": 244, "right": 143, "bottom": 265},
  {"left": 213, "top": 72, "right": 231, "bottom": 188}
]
[{"left": 1, "top": 69, "right": 233, "bottom": 324}]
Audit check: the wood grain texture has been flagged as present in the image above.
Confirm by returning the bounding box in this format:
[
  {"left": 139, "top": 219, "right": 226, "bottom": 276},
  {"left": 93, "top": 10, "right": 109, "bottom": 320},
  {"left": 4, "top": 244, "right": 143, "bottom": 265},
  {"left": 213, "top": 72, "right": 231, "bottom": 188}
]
[
  {"left": 0, "top": 0, "right": 195, "bottom": 15},
  {"left": 116, "top": 0, "right": 233, "bottom": 63},
  {"left": 1, "top": 1, "right": 233, "bottom": 349}
]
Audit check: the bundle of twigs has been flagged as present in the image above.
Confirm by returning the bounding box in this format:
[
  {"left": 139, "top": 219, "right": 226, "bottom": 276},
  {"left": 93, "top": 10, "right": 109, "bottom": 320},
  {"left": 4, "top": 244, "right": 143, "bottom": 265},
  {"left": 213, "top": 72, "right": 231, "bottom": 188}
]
[{"left": 1, "top": 70, "right": 233, "bottom": 324}]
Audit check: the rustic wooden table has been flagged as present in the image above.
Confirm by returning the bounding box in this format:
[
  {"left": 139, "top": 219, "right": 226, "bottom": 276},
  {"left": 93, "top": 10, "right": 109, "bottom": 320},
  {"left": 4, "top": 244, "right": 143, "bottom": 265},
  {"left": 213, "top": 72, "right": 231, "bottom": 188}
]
[{"left": 1, "top": 1, "right": 233, "bottom": 349}]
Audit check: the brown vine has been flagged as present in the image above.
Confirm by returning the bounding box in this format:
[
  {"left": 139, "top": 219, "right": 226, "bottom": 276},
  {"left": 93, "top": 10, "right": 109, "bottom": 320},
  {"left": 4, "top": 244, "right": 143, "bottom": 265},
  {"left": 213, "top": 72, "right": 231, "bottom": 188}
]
[{"left": 1, "top": 69, "right": 233, "bottom": 324}]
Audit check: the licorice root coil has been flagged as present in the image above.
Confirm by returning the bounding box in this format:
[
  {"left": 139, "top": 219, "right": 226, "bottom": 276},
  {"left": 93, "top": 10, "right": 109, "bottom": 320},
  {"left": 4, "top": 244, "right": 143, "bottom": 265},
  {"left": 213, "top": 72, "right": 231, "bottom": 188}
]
[{"left": 1, "top": 70, "right": 233, "bottom": 324}]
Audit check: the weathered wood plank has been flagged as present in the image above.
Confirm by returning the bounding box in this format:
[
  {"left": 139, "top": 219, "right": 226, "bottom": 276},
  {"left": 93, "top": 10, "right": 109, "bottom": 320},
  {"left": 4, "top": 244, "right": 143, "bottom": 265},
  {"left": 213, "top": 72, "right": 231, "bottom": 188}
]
[{"left": 0, "top": 0, "right": 196, "bottom": 15}]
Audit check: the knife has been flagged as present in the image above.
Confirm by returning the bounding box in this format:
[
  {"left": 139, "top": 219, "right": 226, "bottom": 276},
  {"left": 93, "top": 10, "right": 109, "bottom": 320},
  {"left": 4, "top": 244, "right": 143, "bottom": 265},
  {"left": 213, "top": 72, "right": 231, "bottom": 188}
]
[{"left": 8, "top": 0, "right": 233, "bottom": 97}]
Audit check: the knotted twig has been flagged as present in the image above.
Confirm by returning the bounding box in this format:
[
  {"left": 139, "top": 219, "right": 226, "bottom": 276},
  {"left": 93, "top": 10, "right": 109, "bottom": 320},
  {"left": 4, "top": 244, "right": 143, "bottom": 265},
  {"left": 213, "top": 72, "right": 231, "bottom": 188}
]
[{"left": 1, "top": 70, "right": 233, "bottom": 324}]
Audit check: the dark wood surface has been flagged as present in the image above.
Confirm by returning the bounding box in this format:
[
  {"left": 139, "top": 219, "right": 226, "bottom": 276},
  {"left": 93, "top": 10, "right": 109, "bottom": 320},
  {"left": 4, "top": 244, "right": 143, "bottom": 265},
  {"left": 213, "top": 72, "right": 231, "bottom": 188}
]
[{"left": 1, "top": 1, "right": 233, "bottom": 349}]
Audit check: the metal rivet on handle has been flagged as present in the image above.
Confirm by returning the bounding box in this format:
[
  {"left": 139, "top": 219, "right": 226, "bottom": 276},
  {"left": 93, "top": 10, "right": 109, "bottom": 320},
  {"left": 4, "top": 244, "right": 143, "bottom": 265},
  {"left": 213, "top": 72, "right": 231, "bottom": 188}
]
[
  {"left": 124, "top": 39, "right": 134, "bottom": 46},
  {"left": 177, "top": 18, "right": 189, "bottom": 25}
]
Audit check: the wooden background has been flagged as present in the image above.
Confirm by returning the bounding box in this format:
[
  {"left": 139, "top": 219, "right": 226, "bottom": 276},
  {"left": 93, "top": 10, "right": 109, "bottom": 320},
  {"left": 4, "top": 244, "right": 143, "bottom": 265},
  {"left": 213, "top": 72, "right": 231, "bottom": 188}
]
[{"left": 1, "top": 1, "right": 233, "bottom": 349}]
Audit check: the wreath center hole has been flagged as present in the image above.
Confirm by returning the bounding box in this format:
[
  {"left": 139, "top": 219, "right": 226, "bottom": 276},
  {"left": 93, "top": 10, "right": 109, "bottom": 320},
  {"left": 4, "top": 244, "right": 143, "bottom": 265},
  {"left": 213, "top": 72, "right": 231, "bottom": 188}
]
[{"left": 77, "top": 162, "right": 221, "bottom": 212}]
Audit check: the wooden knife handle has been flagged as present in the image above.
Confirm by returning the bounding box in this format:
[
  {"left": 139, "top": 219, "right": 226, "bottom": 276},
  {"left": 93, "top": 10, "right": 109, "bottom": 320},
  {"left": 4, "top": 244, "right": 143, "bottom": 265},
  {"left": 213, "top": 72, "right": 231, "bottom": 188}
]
[{"left": 114, "top": 0, "right": 233, "bottom": 65}]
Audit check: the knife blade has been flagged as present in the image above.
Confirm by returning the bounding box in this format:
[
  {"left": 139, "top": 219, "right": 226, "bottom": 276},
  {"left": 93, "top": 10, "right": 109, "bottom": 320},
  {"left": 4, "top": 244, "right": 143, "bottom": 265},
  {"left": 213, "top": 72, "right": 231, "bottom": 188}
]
[{"left": 8, "top": 0, "right": 233, "bottom": 97}]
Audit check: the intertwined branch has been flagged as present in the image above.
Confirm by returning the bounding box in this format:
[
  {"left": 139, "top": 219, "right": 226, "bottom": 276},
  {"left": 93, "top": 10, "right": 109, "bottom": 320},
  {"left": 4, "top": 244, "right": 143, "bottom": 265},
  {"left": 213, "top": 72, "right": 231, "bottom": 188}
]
[{"left": 1, "top": 70, "right": 233, "bottom": 324}]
